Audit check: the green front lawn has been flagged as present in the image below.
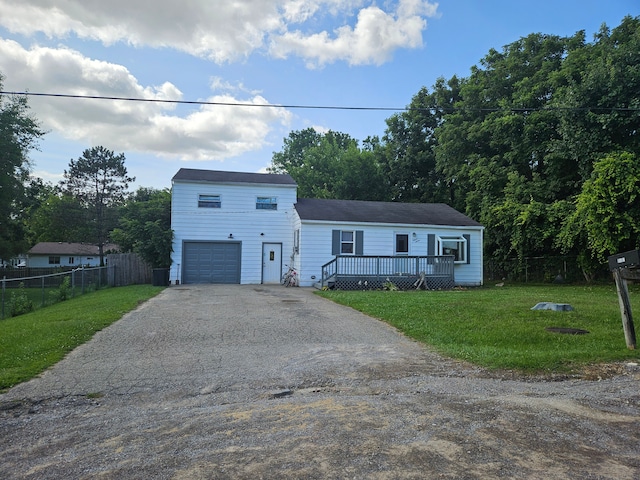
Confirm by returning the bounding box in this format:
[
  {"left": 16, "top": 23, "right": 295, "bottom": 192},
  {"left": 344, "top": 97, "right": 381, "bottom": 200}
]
[
  {"left": 318, "top": 284, "right": 640, "bottom": 373},
  {"left": 0, "top": 285, "right": 164, "bottom": 391}
]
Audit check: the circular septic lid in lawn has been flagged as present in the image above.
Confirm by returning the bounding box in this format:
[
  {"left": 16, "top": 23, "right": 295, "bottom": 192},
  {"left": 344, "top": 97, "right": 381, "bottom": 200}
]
[{"left": 545, "top": 327, "right": 590, "bottom": 335}]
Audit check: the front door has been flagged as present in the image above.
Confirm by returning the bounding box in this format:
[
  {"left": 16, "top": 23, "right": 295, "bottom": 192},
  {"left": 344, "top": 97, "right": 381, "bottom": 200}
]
[
  {"left": 262, "top": 243, "right": 282, "bottom": 284},
  {"left": 394, "top": 233, "right": 410, "bottom": 273}
]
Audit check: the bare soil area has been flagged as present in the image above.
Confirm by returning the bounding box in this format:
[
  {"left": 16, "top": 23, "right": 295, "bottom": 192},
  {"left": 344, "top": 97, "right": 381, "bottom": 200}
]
[{"left": 1, "top": 285, "right": 639, "bottom": 479}]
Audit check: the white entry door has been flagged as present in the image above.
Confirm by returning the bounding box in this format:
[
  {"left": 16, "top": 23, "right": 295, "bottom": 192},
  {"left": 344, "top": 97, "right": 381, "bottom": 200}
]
[{"left": 262, "top": 243, "right": 282, "bottom": 284}]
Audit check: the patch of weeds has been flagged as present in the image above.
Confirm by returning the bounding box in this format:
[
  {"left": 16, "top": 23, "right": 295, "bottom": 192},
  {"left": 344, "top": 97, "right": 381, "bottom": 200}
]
[
  {"left": 382, "top": 280, "right": 399, "bottom": 291},
  {"left": 86, "top": 392, "right": 104, "bottom": 399},
  {"left": 9, "top": 283, "right": 34, "bottom": 317},
  {"left": 49, "top": 277, "right": 72, "bottom": 303}
]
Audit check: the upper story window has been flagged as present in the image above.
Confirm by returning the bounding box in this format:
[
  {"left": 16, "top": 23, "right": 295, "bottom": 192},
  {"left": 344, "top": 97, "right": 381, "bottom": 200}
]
[
  {"left": 198, "top": 194, "right": 221, "bottom": 208},
  {"left": 437, "top": 235, "right": 467, "bottom": 263},
  {"left": 256, "top": 196, "right": 277, "bottom": 210}
]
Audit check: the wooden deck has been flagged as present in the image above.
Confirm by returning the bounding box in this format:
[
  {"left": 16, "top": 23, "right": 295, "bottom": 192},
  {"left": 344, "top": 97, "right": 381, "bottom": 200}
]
[{"left": 318, "top": 255, "right": 455, "bottom": 290}]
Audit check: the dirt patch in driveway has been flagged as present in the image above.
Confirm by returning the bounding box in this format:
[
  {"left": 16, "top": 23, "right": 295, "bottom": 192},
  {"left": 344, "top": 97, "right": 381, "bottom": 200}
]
[{"left": 1, "top": 285, "right": 639, "bottom": 479}]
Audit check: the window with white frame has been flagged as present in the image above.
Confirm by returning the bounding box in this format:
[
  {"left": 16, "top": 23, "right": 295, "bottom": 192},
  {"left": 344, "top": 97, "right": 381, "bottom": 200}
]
[
  {"left": 437, "top": 236, "right": 467, "bottom": 263},
  {"left": 68, "top": 257, "right": 75, "bottom": 264},
  {"left": 198, "top": 194, "right": 221, "bottom": 208},
  {"left": 395, "top": 233, "right": 409, "bottom": 254},
  {"left": 341, "top": 231, "right": 354, "bottom": 254},
  {"left": 256, "top": 196, "right": 277, "bottom": 210}
]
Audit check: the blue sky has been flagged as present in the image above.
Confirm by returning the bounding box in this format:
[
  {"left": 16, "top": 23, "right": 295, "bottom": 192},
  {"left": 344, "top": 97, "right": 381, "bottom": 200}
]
[{"left": 1, "top": 0, "right": 638, "bottom": 190}]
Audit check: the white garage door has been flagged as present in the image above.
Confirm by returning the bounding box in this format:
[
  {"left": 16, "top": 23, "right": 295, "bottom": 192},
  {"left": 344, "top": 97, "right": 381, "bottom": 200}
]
[{"left": 183, "top": 242, "right": 241, "bottom": 284}]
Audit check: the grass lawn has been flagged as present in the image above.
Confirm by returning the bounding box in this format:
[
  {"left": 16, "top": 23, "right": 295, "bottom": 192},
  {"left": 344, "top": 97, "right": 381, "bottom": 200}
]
[
  {"left": 0, "top": 285, "right": 164, "bottom": 391},
  {"left": 318, "top": 284, "right": 640, "bottom": 374}
]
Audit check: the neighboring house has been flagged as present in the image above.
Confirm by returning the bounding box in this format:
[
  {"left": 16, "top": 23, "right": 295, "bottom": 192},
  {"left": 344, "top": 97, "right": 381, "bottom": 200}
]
[
  {"left": 27, "top": 242, "right": 119, "bottom": 268},
  {"left": 0, "top": 255, "right": 27, "bottom": 268},
  {"left": 170, "top": 168, "right": 484, "bottom": 288}
]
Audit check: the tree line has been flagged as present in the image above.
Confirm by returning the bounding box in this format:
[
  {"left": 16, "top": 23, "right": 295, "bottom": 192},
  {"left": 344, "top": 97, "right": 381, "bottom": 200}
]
[
  {"left": 270, "top": 16, "right": 640, "bottom": 280},
  {"left": 0, "top": 76, "right": 172, "bottom": 269}
]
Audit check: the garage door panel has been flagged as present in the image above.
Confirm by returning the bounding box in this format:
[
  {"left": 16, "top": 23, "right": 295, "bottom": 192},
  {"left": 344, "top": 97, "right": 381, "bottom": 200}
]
[{"left": 183, "top": 242, "right": 240, "bottom": 284}]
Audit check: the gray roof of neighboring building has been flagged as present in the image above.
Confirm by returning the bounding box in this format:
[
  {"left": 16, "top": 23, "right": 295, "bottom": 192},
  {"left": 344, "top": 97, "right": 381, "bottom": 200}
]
[
  {"left": 172, "top": 168, "right": 297, "bottom": 186},
  {"left": 294, "top": 198, "right": 482, "bottom": 227},
  {"left": 28, "top": 243, "right": 119, "bottom": 255}
]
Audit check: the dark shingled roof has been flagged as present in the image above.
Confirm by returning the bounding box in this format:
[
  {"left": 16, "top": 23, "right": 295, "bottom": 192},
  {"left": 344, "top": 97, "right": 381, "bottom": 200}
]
[
  {"left": 294, "top": 198, "right": 482, "bottom": 227},
  {"left": 172, "top": 168, "right": 297, "bottom": 186},
  {"left": 28, "top": 242, "right": 119, "bottom": 255}
]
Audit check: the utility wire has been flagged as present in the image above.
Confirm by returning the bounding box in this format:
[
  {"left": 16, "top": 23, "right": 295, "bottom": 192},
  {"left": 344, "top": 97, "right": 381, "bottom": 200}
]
[{"left": 1, "top": 90, "right": 639, "bottom": 113}]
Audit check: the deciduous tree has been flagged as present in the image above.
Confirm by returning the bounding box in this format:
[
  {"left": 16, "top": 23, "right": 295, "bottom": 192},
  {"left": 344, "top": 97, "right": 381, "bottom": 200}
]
[
  {"left": 0, "top": 75, "right": 45, "bottom": 260},
  {"left": 561, "top": 152, "right": 640, "bottom": 265},
  {"left": 269, "top": 128, "right": 388, "bottom": 200},
  {"left": 111, "top": 188, "right": 173, "bottom": 268}
]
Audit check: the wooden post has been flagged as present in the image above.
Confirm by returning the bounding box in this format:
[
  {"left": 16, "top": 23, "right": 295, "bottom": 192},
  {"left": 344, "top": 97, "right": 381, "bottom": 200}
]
[{"left": 612, "top": 268, "right": 637, "bottom": 350}]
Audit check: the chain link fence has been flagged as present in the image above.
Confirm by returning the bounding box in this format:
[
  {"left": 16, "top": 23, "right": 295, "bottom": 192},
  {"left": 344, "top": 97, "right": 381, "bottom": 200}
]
[
  {"left": 1, "top": 266, "right": 110, "bottom": 319},
  {"left": 484, "top": 256, "right": 610, "bottom": 284}
]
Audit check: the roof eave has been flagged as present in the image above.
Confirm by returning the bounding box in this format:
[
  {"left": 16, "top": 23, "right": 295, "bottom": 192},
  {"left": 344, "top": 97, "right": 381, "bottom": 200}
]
[{"left": 298, "top": 218, "right": 483, "bottom": 229}]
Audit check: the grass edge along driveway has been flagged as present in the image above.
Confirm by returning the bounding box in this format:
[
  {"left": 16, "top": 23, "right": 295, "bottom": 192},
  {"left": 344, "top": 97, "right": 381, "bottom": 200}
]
[
  {"left": 0, "top": 285, "right": 164, "bottom": 392},
  {"left": 318, "top": 284, "right": 640, "bottom": 374}
]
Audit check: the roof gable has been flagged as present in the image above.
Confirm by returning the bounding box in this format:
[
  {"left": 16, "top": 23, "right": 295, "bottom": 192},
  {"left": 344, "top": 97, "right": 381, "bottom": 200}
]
[
  {"left": 294, "top": 198, "right": 482, "bottom": 227},
  {"left": 172, "top": 168, "right": 297, "bottom": 186}
]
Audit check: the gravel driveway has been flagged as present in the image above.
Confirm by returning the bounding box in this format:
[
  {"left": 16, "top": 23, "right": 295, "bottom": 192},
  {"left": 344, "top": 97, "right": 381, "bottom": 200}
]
[{"left": 1, "top": 285, "right": 639, "bottom": 479}]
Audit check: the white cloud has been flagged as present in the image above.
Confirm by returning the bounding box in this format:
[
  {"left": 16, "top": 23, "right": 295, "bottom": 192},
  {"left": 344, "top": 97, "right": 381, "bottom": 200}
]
[
  {"left": 0, "top": 39, "right": 291, "bottom": 160},
  {"left": 0, "top": 0, "right": 438, "bottom": 66},
  {"left": 270, "top": 0, "right": 438, "bottom": 67}
]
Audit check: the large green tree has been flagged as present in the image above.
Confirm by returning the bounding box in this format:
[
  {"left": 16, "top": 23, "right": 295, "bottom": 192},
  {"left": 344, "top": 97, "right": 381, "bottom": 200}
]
[
  {"left": 269, "top": 128, "right": 388, "bottom": 200},
  {"left": 432, "top": 17, "right": 639, "bottom": 277},
  {"left": 27, "top": 192, "right": 91, "bottom": 244},
  {"left": 378, "top": 82, "right": 456, "bottom": 204},
  {"left": 0, "top": 76, "right": 46, "bottom": 260},
  {"left": 560, "top": 152, "right": 640, "bottom": 270},
  {"left": 62, "top": 146, "right": 134, "bottom": 265},
  {"left": 111, "top": 188, "right": 173, "bottom": 268}
]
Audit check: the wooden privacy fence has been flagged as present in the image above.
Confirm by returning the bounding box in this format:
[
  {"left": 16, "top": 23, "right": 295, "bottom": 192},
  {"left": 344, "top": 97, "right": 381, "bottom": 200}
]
[{"left": 107, "top": 253, "right": 152, "bottom": 286}]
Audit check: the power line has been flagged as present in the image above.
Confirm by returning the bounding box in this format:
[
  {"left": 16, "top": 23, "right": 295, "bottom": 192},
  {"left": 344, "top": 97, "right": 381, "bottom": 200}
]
[
  {"left": 1, "top": 90, "right": 639, "bottom": 113},
  {"left": 0, "top": 91, "right": 404, "bottom": 112}
]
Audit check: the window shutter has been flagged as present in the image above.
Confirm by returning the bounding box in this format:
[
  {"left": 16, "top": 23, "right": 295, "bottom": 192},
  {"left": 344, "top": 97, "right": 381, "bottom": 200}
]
[
  {"left": 427, "top": 234, "right": 435, "bottom": 256},
  {"left": 463, "top": 234, "right": 471, "bottom": 264},
  {"left": 355, "top": 231, "right": 364, "bottom": 256},
  {"left": 332, "top": 230, "right": 340, "bottom": 255}
]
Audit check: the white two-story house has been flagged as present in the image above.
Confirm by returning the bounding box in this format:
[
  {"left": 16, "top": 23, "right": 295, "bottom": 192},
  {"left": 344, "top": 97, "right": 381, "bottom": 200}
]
[{"left": 170, "top": 168, "right": 484, "bottom": 288}]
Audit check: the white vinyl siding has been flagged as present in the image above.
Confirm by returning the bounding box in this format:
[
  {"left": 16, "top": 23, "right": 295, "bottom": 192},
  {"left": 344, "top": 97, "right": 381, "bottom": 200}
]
[
  {"left": 27, "top": 255, "right": 102, "bottom": 268},
  {"left": 171, "top": 180, "right": 297, "bottom": 285},
  {"left": 297, "top": 221, "right": 483, "bottom": 287}
]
